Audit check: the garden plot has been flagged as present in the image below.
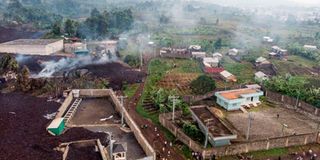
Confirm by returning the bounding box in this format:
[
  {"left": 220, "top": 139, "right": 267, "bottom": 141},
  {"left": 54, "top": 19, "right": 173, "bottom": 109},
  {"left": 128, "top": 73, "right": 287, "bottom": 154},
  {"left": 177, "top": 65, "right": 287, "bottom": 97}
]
[
  {"left": 225, "top": 104, "right": 318, "bottom": 141},
  {"left": 158, "top": 73, "right": 200, "bottom": 95}
]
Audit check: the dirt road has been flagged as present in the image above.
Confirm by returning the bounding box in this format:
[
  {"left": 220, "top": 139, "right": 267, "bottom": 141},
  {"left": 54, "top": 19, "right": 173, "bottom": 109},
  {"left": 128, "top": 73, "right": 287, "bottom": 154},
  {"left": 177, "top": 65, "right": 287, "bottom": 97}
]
[{"left": 124, "top": 68, "right": 185, "bottom": 160}]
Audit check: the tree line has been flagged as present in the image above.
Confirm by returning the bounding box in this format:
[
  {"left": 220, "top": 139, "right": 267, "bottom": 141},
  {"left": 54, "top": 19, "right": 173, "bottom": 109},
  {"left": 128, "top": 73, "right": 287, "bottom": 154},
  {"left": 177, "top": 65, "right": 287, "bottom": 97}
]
[
  {"left": 47, "top": 8, "right": 134, "bottom": 40},
  {"left": 265, "top": 75, "right": 320, "bottom": 107}
]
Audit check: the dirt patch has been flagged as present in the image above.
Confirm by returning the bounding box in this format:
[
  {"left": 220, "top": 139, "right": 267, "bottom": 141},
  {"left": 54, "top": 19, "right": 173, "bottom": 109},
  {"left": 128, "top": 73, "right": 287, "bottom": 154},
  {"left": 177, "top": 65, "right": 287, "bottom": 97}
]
[
  {"left": 0, "top": 92, "right": 107, "bottom": 160},
  {"left": 69, "top": 97, "right": 121, "bottom": 125},
  {"left": 226, "top": 105, "right": 318, "bottom": 141},
  {"left": 66, "top": 143, "right": 102, "bottom": 160}
]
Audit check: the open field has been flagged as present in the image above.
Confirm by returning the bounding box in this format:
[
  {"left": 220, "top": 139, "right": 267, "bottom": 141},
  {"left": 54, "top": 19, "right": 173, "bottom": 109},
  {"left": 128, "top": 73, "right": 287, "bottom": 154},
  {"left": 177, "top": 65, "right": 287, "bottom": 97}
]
[
  {"left": 225, "top": 103, "right": 318, "bottom": 141},
  {"left": 220, "top": 143, "right": 320, "bottom": 160},
  {"left": 223, "top": 62, "right": 255, "bottom": 83},
  {"left": 271, "top": 56, "right": 318, "bottom": 76}
]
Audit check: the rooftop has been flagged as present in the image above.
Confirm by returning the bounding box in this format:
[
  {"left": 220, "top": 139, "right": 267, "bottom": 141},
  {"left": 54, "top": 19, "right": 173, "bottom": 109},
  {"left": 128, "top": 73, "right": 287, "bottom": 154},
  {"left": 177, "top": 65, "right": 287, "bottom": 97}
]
[
  {"left": 220, "top": 70, "right": 233, "bottom": 78},
  {"left": 0, "top": 39, "right": 62, "bottom": 45},
  {"left": 218, "top": 88, "right": 261, "bottom": 100},
  {"left": 190, "top": 106, "right": 236, "bottom": 138},
  {"left": 212, "top": 52, "right": 222, "bottom": 57},
  {"left": 255, "top": 71, "right": 268, "bottom": 78},
  {"left": 203, "top": 57, "right": 219, "bottom": 63}
]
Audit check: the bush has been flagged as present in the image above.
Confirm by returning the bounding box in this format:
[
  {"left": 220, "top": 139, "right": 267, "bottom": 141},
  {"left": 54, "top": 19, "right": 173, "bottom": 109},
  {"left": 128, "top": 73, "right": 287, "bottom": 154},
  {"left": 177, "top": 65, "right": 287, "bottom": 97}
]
[
  {"left": 190, "top": 75, "right": 216, "bottom": 95},
  {"left": 124, "top": 55, "right": 140, "bottom": 67}
]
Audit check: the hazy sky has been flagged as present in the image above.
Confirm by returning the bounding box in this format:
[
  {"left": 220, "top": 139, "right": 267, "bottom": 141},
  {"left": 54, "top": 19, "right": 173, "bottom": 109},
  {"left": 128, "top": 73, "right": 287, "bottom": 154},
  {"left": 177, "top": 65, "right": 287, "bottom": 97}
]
[
  {"left": 201, "top": 0, "right": 320, "bottom": 7},
  {"left": 291, "top": 0, "right": 320, "bottom": 5}
]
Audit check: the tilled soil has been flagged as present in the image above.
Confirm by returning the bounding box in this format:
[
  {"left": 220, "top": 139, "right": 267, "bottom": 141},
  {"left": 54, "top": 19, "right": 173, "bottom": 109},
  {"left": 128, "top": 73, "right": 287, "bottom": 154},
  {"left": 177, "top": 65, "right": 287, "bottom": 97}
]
[{"left": 0, "top": 92, "right": 106, "bottom": 160}]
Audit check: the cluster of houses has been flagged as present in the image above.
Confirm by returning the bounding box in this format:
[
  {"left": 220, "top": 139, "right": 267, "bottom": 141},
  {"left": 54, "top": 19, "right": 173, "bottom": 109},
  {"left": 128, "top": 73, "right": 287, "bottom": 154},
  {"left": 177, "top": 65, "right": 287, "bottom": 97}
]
[{"left": 190, "top": 46, "right": 238, "bottom": 83}]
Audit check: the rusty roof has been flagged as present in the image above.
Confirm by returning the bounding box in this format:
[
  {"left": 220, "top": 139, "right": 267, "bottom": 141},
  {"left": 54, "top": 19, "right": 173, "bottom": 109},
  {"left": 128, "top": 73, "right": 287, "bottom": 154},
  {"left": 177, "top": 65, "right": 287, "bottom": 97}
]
[{"left": 219, "top": 88, "right": 259, "bottom": 100}]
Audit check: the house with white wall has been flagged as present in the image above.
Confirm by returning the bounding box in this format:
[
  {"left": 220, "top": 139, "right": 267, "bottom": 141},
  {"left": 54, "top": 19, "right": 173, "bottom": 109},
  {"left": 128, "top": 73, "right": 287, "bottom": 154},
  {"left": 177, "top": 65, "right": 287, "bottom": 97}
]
[{"left": 215, "top": 88, "right": 264, "bottom": 111}]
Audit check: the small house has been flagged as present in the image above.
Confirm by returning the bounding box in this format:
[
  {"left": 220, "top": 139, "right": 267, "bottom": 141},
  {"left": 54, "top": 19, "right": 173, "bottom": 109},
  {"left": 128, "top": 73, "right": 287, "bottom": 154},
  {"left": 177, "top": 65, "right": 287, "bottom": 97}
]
[
  {"left": 271, "top": 46, "right": 287, "bottom": 57},
  {"left": 220, "top": 70, "right": 237, "bottom": 82},
  {"left": 212, "top": 52, "right": 223, "bottom": 60},
  {"left": 255, "top": 71, "right": 269, "bottom": 82},
  {"left": 203, "top": 57, "right": 219, "bottom": 67},
  {"left": 255, "top": 57, "right": 270, "bottom": 66},
  {"left": 113, "top": 143, "right": 127, "bottom": 160},
  {"left": 304, "top": 45, "right": 317, "bottom": 50},
  {"left": 189, "top": 45, "right": 202, "bottom": 51},
  {"left": 228, "top": 48, "right": 238, "bottom": 56},
  {"left": 192, "top": 52, "right": 206, "bottom": 59},
  {"left": 263, "top": 36, "right": 273, "bottom": 43},
  {"left": 215, "top": 88, "right": 264, "bottom": 110}
]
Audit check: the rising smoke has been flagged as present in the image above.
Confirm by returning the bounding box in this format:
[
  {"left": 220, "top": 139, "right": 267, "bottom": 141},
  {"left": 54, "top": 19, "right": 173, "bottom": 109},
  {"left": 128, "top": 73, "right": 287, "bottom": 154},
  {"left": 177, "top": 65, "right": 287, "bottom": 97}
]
[{"left": 34, "top": 54, "right": 116, "bottom": 78}]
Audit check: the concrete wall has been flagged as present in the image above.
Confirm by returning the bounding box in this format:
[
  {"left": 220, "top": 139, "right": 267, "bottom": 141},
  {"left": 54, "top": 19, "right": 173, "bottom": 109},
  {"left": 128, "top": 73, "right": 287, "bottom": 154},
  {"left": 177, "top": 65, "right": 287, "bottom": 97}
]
[
  {"left": 265, "top": 90, "right": 320, "bottom": 120},
  {"left": 160, "top": 112, "right": 320, "bottom": 159},
  {"left": 45, "top": 40, "right": 64, "bottom": 54},
  {"left": 76, "top": 89, "right": 156, "bottom": 160},
  {"left": 55, "top": 91, "right": 74, "bottom": 118},
  {"left": 54, "top": 89, "right": 156, "bottom": 160}
]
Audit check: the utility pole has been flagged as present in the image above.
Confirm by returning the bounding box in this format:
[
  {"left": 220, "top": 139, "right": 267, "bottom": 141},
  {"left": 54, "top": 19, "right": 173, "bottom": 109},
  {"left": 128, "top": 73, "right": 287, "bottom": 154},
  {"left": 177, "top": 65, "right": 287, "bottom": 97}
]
[
  {"left": 169, "top": 95, "right": 179, "bottom": 121},
  {"left": 204, "top": 119, "right": 212, "bottom": 148},
  {"left": 140, "top": 51, "right": 143, "bottom": 70},
  {"left": 282, "top": 124, "right": 288, "bottom": 136},
  {"left": 118, "top": 96, "right": 127, "bottom": 125},
  {"left": 246, "top": 112, "right": 253, "bottom": 140},
  {"left": 104, "top": 132, "right": 113, "bottom": 159},
  {"left": 295, "top": 91, "right": 300, "bottom": 110}
]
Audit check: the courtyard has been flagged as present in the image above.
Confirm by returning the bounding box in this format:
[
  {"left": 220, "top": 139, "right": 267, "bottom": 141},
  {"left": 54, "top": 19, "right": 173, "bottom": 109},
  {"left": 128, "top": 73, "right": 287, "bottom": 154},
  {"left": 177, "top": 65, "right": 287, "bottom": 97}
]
[{"left": 225, "top": 103, "right": 319, "bottom": 141}]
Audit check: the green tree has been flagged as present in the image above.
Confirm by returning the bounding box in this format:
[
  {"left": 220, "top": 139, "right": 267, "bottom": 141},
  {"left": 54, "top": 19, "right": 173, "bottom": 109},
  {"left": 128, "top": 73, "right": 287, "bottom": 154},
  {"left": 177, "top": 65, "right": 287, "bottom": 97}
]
[
  {"left": 214, "top": 38, "right": 223, "bottom": 50},
  {"left": 64, "top": 19, "right": 76, "bottom": 36},
  {"left": 0, "top": 54, "right": 19, "bottom": 73},
  {"left": 51, "top": 22, "right": 62, "bottom": 36},
  {"left": 17, "top": 66, "right": 31, "bottom": 92},
  {"left": 124, "top": 55, "right": 140, "bottom": 67},
  {"left": 182, "top": 122, "right": 203, "bottom": 142},
  {"left": 190, "top": 75, "right": 216, "bottom": 95}
]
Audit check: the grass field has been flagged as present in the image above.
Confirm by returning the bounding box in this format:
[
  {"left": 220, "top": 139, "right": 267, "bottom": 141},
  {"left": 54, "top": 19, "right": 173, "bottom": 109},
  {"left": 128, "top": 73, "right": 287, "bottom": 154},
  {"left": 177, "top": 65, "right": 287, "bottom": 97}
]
[
  {"left": 220, "top": 144, "right": 320, "bottom": 160},
  {"left": 223, "top": 61, "right": 255, "bottom": 84},
  {"left": 123, "top": 83, "right": 139, "bottom": 98}
]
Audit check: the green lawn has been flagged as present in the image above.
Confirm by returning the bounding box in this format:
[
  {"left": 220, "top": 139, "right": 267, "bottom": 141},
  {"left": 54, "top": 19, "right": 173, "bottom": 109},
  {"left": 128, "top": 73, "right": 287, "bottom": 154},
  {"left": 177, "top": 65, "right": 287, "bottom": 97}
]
[
  {"left": 287, "top": 55, "right": 318, "bottom": 68},
  {"left": 220, "top": 144, "right": 320, "bottom": 160},
  {"left": 123, "top": 83, "right": 139, "bottom": 99},
  {"left": 223, "top": 61, "right": 255, "bottom": 84}
]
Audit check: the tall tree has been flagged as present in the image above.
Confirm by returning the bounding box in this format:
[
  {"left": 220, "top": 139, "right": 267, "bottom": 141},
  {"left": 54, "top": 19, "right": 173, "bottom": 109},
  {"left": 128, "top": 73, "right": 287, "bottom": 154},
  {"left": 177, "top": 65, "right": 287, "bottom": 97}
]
[{"left": 64, "top": 19, "right": 76, "bottom": 36}]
